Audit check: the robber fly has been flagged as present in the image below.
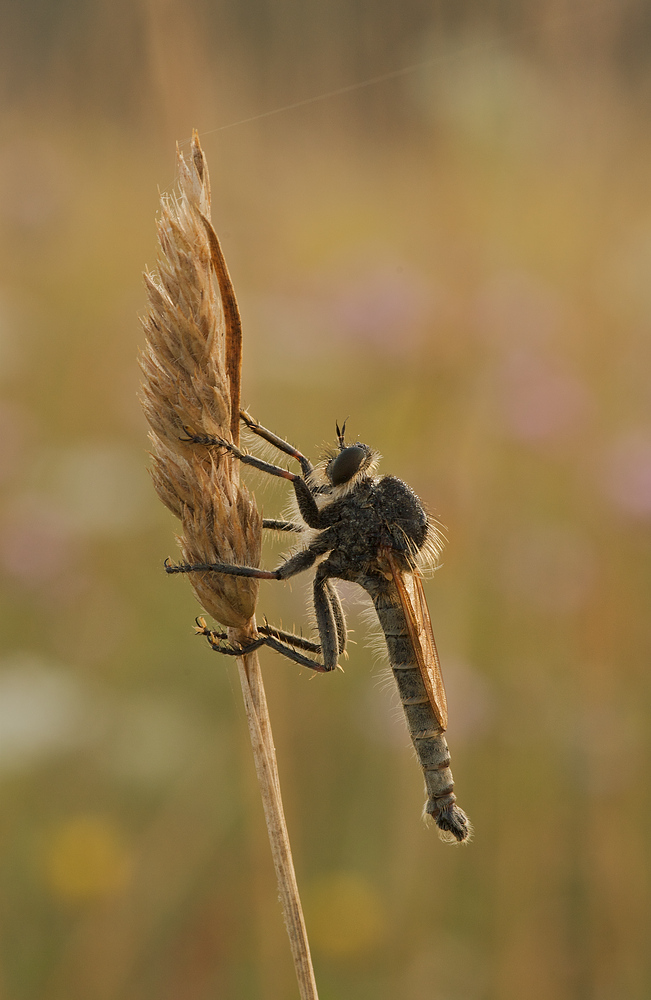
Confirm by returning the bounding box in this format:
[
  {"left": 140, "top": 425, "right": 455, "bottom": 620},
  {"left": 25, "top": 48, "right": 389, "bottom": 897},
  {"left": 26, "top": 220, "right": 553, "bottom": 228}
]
[{"left": 166, "top": 412, "right": 471, "bottom": 842}]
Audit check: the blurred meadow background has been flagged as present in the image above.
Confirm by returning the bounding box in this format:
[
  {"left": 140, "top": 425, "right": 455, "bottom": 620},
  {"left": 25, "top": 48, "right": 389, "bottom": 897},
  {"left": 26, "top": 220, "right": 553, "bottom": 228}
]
[{"left": 1, "top": 0, "right": 651, "bottom": 997}]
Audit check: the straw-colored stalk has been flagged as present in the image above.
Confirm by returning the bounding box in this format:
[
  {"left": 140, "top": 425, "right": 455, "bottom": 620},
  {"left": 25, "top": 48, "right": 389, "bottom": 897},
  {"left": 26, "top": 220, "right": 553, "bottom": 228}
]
[{"left": 140, "top": 131, "right": 319, "bottom": 1000}]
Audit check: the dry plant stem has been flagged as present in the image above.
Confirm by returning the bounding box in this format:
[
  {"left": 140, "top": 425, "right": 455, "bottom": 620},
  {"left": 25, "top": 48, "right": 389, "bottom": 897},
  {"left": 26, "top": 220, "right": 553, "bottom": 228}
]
[
  {"left": 141, "top": 131, "right": 318, "bottom": 999},
  {"left": 236, "top": 645, "right": 319, "bottom": 1000}
]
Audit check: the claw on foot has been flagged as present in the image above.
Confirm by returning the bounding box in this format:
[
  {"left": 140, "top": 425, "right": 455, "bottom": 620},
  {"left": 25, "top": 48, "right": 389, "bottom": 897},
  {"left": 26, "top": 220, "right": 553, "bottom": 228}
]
[{"left": 178, "top": 426, "right": 232, "bottom": 451}]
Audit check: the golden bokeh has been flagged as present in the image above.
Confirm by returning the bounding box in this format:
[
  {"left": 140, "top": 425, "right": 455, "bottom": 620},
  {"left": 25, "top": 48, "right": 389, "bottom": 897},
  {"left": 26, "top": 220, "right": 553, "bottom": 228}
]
[
  {"left": 43, "top": 815, "right": 132, "bottom": 902},
  {"left": 305, "top": 871, "right": 387, "bottom": 957}
]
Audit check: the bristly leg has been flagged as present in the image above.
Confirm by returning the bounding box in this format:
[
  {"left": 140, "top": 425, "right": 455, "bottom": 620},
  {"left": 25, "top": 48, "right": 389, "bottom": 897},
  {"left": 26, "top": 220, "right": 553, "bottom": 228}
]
[
  {"left": 165, "top": 557, "right": 280, "bottom": 579},
  {"left": 258, "top": 623, "right": 321, "bottom": 653},
  {"left": 240, "top": 410, "right": 314, "bottom": 478},
  {"left": 180, "top": 430, "right": 299, "bottom": 483},
  {"left": 195, "top": 618, "right": 332, "bottom": 672},
  {"left": 262, "top": 519, "right": 303, "bottom": 533}
]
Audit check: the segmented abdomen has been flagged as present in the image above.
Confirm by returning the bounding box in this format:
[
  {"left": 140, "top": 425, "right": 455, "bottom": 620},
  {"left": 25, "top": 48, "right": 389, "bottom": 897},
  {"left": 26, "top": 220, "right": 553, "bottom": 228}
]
[{"left": 369, "top": 581, "right": 470, "bottom": 842}]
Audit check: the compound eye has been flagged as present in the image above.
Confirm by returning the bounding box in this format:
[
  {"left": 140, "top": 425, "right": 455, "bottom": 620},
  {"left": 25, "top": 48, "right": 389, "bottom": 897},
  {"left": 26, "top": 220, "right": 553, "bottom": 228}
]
[{"left": 329, "top": 446, "right": 367, "bottom": 486}]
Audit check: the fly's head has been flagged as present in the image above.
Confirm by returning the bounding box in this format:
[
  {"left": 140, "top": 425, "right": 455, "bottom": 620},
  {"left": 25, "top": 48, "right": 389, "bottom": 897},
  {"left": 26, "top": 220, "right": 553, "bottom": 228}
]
[{"left": 324, "top": 421, "right": 380, "bottom": 494}]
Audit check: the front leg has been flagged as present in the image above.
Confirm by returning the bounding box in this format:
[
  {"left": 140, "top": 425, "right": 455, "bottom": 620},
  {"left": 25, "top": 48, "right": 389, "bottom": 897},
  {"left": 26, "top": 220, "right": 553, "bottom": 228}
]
[
  {"left": 182, "top": 431, "right": 324, "bottom": 529},
  {"left": 291, "top": 477, "right": 323, "bottom": 529},
  {"left": 240, "top": 411, "right": 314, "bottom": 478},
  {"left": 181, "top": 431, "right": 298, "bottom": 483}
]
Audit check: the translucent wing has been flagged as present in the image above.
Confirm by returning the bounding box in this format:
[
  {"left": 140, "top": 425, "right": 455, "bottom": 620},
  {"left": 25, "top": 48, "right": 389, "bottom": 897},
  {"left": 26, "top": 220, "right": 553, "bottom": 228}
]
[{"left": 385, "top": 550, "right": 448, "bottom": 731}]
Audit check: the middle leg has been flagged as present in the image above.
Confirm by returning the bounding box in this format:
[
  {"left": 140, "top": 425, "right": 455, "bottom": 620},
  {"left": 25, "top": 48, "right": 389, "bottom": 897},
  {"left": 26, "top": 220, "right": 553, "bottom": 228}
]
[
  {"left": 166, "top": 531, "right": 333, "bottom": 580},
  {"left": 262, "top": 519, "right": 303, "bottom": 533}
]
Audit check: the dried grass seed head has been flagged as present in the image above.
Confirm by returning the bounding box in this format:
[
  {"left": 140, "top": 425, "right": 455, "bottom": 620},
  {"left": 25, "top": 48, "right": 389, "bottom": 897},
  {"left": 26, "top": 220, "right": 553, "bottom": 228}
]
[{"left": 140, "top": 133, "right": 261, "bottom": 628}]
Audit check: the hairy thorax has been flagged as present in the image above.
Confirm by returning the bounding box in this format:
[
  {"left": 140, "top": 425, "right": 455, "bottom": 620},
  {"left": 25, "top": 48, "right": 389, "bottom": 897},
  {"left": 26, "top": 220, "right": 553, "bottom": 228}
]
[{"left": 320, "top": 475, "right": 429, "bottom": 578}]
